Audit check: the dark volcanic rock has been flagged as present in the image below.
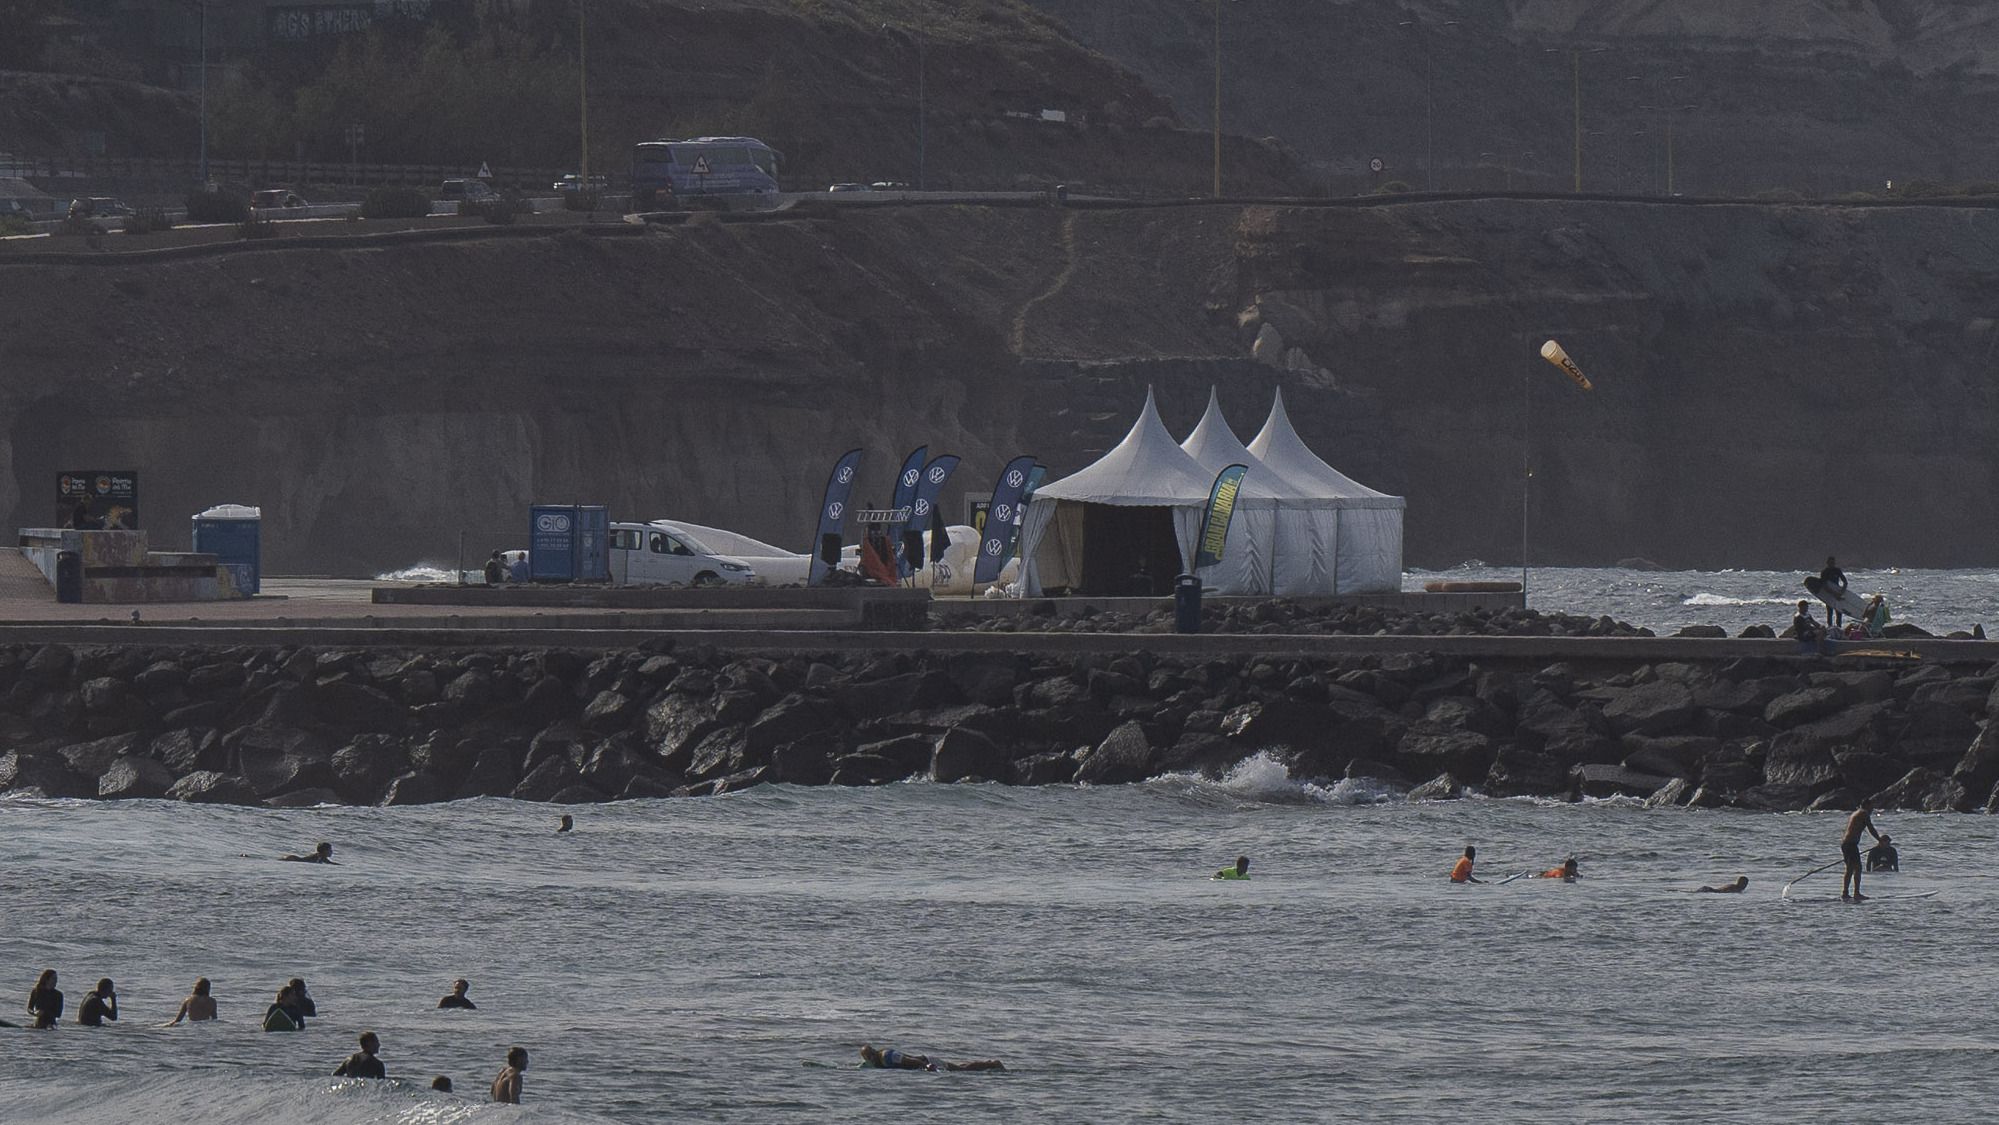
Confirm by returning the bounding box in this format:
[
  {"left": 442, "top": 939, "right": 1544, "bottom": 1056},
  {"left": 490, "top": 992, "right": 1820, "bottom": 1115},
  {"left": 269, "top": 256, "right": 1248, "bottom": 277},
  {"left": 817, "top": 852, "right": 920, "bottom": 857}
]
[
  {"left": 98, "top": 755, "right": 174, "bottom": 799},
  {"left": 581, "top": 690, "right": 637, "bottom": 733},
  {"left": 1643, "top": 777, "right": 1693, "bottom": 808},
  {"left": 688, "top": 724, "right": 759, "bottom": 781},
  {"left": 331, "top": 734, "right": 410, "bottom": 804},
  {"left": 768, "top": 734, "right": 837, "bottom": 786},
  {"left": 1760, "top": 739, "right": 1839, "bottom": 792},
  {"left": 1735, "top": 782, "right": 1816, "bottom": 812},
  {"left": 512, "top": 756, "right": 581, "bottom": 802},
  {"left": 1949, "top": 724, "right": 1999, "bottom": 801},
  {"left": 746, "top": 694, "right": 838, "bottom": 754},
  {"left": 549, "top": 782, "right": 610, "bottom": 804},
  {"left": 149, "top": 727, "right": 224, "bottom": 775},
  {"left": 1407, "top": 773, "right": 1464, "bottom": 801},
  {"left": 1764, "top": 685, "right": 1849, "bottom": 728},
  {"left": 1572, "top": 763, "right": 1670, "bottom": 799},
  {"left": 0, "top": 750, "right": 92, "bottom": 798},
  {"left": 829, "top": 753, "right": 902, "bottom": 786},
  {"left": 1012, "top": 750, "right": 1079, "bottom": 785},
  {"left": 455, "top": 748, "right": 522, "bottom": 799},
  {"left": 235, "top": 726, "right": 335, "bottom": 797},
  {"left": 851, "top": 734, "right": 933, "bottom": 777},
  {"left": 1835, "top": 751, "right": 1914, "bottom": 799},
  {"left": 1620, "top": 735, "right": 1717, "bottom": 779},
  {"left": 1873, "top": 767, "right": 1967, "bottom": 813},
  {"left": 167, "top": 770, "right": 261, "bottom": 804},
  {"left": 379, "top": 771, "right": 448, "bottom": 806},
  {"left": 1394, "top": 726, "right": 1496, "bottom": 782},
  {"left": 313, "top": 680, "right": 407, "bottom": 731},
  {"left": 931, "top": 727, "right": 1007, "bottom": 783},
  {"left": 1600, "top": 681, "right": 1698, "bottom": 736},
  {"left": 266, "top": 787, "right": 342, "bottom": 808},
  {"left": 1485, "top": 747, "right": 1567, "bottom": 798},
  {"left": 58, "top": 733, "right": 144, "bottom": 777},
  {"left": 1075, "top": 721, "right": 1158, "bottom": 785}
]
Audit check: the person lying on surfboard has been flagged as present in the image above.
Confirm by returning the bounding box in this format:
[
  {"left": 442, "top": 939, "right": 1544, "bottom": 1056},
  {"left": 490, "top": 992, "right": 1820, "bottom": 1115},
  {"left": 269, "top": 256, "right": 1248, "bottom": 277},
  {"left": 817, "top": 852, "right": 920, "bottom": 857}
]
[
  {"left": 1696, "top": 876, "right": 1749, "bottom": 893},
  {"left": 280, "top": 842, "right": 334, "bottom": 864},
  {"left": 860, "top": 1045, "right": 1006, "bottom": 1072},
  {"left": 1449, "top": 846, "right": 1483, "bottom": 884},
  {"left": 1536, "top": 857, "right": 1580, "bottom": 882},
  {"left": 1214, "top": 855, "right": 1250, "bottom": 880}
]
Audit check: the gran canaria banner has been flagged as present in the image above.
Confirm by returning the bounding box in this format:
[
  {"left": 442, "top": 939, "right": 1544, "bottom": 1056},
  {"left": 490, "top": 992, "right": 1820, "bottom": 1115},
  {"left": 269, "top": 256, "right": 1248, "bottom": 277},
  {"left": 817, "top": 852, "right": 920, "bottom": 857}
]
[{"left": 1194, "top": 463, "right": 1247, "bottom": 571}]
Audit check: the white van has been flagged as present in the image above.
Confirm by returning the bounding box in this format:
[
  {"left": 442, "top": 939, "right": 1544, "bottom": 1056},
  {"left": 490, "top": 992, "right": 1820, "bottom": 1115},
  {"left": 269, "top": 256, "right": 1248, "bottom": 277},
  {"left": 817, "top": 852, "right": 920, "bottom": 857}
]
[{"left": 608, "top": 520, "right": 771, "bottom": 587}]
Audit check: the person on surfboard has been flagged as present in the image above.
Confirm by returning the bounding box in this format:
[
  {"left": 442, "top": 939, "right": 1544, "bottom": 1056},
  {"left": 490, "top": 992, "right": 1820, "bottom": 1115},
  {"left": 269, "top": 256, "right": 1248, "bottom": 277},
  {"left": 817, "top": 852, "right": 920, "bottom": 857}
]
[
  {"left": 1537, "top": 857, "right": 1580, "bottom": 882},
  {"left": 1819, "top": 557, "right": 1848, "bottom": 628},
  {"left": 1696, "top": 876, "right": 1749, "bottom": 893},
  {"left": 860, "top": 1044, "right": 1006, "bottom": 1072},
  {"left": 1450, "top": 846, "right": 1483, "bottom": 884},
  {"left": 1214, "top": 855, "right": 1250, "bottom": 880},
  {"left": 280, "top": 842, "right": 334, "bottom": 864},
  {"left": 1841, "top": 798, "right": 1884, "bottom": 902}
]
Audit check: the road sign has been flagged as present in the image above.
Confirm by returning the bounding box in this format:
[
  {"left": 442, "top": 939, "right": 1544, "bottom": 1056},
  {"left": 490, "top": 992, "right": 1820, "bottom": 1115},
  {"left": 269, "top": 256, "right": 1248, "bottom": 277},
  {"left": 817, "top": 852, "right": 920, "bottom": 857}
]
[
  {"left": 477, "top": 162, "right": 492, "bottom": 179},
  {"left": 692, "top": 155, "right": 711, "bottom": 175},
  {"left": 1369, "top": 157, "right": 1385, "bottom": 173}
]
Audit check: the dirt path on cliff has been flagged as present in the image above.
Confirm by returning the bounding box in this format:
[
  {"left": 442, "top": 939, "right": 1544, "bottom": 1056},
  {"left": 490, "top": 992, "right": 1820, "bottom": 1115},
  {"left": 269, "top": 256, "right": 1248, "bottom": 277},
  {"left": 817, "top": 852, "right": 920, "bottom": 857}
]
[{"left": 1009, "top": 211, "right": 1081, "bottom": 357}]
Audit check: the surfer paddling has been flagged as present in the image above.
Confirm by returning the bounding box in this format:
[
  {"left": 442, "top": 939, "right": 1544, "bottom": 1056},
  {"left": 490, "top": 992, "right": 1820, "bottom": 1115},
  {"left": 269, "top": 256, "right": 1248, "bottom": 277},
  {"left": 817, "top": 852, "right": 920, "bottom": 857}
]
[
  {"left": 1696, "top": 876, "right": 1749, "bottom": 893},
  {"left": 280, "top": 842, "right": 334, "bottom": 864},
  {"left": 1449, "top": 846, "right": 1483, "bottom": 884},
  {"left": 1214, "top": 855, "right": 1250, "bottom": 880},
  {"left": 860, "top": 1045, "right": 1006, "bottom": 1072},
  {"left": 1536, "top": 857, "right": 1580, "bottom": 882},
  {"left": 1841, "top": 798, "right": 1884, "bottom": 902}
]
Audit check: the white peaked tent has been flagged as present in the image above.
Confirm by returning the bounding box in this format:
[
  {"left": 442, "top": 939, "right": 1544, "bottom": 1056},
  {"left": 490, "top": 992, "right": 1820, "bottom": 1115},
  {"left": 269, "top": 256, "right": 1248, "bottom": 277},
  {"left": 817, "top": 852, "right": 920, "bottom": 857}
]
[
  {"left": 1179, "top": 389, "right": 1339, "bottom": 596},
  {"left": 1021, "top": 388, "right": 1216, "bottom": 595},
  {"left": 1248, "top": 387, "right": 1405, "bottom": 593}
]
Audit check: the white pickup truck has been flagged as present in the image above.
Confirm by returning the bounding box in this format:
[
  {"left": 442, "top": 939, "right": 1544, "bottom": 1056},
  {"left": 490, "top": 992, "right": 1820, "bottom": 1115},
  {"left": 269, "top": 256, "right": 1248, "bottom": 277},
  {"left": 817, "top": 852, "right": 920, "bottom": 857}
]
[{"left": 608, "top": 520, "right": 807, "bottom": 587}]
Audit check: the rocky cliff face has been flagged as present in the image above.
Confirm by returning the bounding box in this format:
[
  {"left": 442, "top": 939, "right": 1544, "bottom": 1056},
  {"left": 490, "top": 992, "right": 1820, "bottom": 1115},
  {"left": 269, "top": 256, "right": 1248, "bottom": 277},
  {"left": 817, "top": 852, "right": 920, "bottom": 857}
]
[
  {"left": 1024, "top": 0, "right": 1999, "bottom": 196},
  {"left": 3, "top": 195, "right": 1996, "bottom": 573}
]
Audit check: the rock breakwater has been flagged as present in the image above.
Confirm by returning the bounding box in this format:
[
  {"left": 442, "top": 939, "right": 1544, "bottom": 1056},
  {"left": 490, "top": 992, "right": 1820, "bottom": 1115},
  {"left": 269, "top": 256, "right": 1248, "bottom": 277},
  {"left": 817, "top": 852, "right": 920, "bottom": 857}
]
[{"left": 0, "top": 642, "right": 1995, "bottom": 814}]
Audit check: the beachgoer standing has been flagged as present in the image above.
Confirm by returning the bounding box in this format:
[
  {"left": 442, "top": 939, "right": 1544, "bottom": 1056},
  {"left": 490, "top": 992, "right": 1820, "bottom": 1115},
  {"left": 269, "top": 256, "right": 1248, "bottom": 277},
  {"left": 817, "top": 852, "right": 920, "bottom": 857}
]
[
  {"left": 1820, "top": 556, "right": 1848, "bottom": 628},
  {"left": 484, "top": 551, "right": 506, "bottom": 585},
  {"left": 1842, "top": 798, "right": 1883, "bottom": 902},
  {"left": 491, "top": 1046, "right": 528, "bottom": 1104},
  {"left": 27, "top": 970, "right": 63, "bottom": 1029}
]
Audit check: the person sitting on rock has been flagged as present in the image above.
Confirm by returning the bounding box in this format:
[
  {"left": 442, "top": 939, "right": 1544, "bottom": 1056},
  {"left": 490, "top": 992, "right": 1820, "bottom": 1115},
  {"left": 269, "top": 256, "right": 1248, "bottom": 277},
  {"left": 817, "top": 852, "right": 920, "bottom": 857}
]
[
  {"left": 281, "top": 842, "right": 334, "bottom": 864},
  {"left": 1791, "top": 601, "right": 1828, "bottom": 654},
  {"left": 1862, "top": 594, "right": 1890, "bottom": 638},
  {"left": 1449, "top": 846, "right": 1483, "bottom": 884},
  {"left": 1867, "top": 834, "right": 1898, "bottom": 873},
  {"left": 860, "top": 1044, "right": 1005, "bottom": 1072},
  {"left": 1696, "top": 876, "right": 1749, "bottom": 893},
  {"left": 1214, "top": 855, "right": 1250, "bottom": 880},
  {"left": 438, "top": 979, "right": 477, "bottom": 1010},
  {"left": 1537, "top": 857, "right": 1580, "bottom": 882}
]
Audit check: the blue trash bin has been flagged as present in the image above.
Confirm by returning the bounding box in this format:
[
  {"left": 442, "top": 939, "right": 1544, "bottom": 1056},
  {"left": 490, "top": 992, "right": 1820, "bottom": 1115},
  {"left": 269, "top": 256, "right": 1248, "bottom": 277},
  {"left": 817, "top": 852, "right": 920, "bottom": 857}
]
[
  {"left": 191, "top": 504, "right": 261, "bottom": 595},
  {"left": 1174, "top": 573, "right": 1203, "bottom": 634}
]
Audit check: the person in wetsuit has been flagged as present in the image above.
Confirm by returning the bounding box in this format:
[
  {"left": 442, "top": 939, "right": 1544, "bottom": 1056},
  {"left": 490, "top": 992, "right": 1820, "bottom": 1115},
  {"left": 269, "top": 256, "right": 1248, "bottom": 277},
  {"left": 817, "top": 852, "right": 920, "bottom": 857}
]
[
  {"left": 1450, "top": 846, "right": 1483, "bottom": 884},
  {"left": 1868, "top": 834, "right": 1899, "bottom": 873},
  {"left": 278, "top": 979, "right": 317, "bottom": 1026},
  {"left": 27, "top": 970, "right": 63, "bottom": 1029},
  {"left": 491, "top": 1046, "right": 528, "bottom": 1104},
  {"left": 333, "top": 1031, "right": 386, "bottom": 1079},
  {"left": 1696, "top": 876, "right": 1750, "bottom": 893},
  {"left": 557, "top": 814, "right": 573, "bottom": 834},
  {"left": 1842, "top": 798, "right": 1884, "bottom": 902},
  {"left": 281, "top": 841, "right": 334, "bottom": 864},
  {"left": 77, "top": 979, "right": 118, "bottom": 1026},
  {"left": 438, "top": 979, "right": 477, "bottom": 1010},
  {"left": 860, "top": 1044, "right": 1006, "bottom": 1072},
  {"left": 1214, "top": 855, "right": 1250, "bottom": 880},
  {"left": 1819, "top": 556, "right": 1848, "bottom": 628},
  {"left": 168, "top": 978, "right": 216, "bottom": 1025}
]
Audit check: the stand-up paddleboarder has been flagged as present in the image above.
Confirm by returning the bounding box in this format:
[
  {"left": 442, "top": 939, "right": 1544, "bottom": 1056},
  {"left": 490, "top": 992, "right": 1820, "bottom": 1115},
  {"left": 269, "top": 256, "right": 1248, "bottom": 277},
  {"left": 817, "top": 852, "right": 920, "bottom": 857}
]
[{"left": 1842, "top": 798, "right": 1883, "bottom": 902}]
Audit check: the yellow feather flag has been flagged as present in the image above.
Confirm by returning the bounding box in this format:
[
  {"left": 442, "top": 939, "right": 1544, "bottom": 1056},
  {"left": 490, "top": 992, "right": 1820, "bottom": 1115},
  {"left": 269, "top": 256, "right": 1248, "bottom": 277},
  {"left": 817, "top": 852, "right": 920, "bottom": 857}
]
[{"left": 1540, "top": 340, "right": 1594, "bottom": 391}]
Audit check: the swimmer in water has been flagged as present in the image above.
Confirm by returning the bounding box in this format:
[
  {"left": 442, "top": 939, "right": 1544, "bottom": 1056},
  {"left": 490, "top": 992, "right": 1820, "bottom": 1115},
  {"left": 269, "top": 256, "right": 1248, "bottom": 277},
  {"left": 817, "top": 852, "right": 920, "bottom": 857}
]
[
  {"left": 277, "top": 978, "right": 317, "bottom": 1025},
  {"left": 1449, "top": 845, "right": 1483, "bottom": 884},
  {"left": 431, "top": 1076, "right": 453, "bottom": 1093},
  {"left": 1213, "top": 855, "right": 1249, "bottom": 880},
  {"left": 438, "top": 979, "right": 476, "bottom": 1010},
  {"left": 167, "top": 978, "right": 216, "bottom": 1025},
  {"left": 491, "top": 1046, "right": 528, "bottom": 1104},
  {"left": 280, "top": 842, "right": 334, "bottom": 864},
  {"left": 1696, "top": 876, "right": 1750, "bottom": 894},
  {"left": 557, "top": 815, "right": 573, "bottom": 834},
  {"left": 1536, "top": 857, "right": 1580, "bottom": 882},
  {"left": 333, "top": 1031, "right": 386, "bottom": 1079},
  {"left": 860, "top": 1044, "right": 1006, "bottom": 1072},
  {"left": 27, "top": 970, "right": 63, "bottom": 1029},
  {"left": 77, "top": 979, "right": 118, "bottom": 1026}
]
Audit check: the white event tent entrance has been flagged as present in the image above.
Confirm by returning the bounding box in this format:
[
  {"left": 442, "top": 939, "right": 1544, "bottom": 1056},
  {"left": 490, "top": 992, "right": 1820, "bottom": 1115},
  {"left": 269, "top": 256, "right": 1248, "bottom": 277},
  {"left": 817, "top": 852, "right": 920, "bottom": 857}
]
[
  {"left": 1020, "top": 388, "right": 1214, "bottom": 596},
  {"left": 1179, "top": 389, "right": 1338, "bottom": 596},
  {"left": 1247, "top": 387, "right": 1405, "bottom": 593}
]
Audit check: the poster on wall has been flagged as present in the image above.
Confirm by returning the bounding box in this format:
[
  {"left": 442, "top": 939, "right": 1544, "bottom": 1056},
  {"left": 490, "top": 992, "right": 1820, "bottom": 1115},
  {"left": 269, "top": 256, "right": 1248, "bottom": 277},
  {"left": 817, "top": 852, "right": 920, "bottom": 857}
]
[{"left": 57, "top": 471, "right": 139, "bottom": 530}]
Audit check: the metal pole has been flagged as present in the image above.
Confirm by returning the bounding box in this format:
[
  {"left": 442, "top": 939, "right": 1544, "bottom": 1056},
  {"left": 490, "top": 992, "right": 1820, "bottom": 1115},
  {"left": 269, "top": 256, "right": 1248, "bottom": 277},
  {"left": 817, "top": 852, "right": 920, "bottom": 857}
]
[
  {"left": 1521, "top": 339, "right": 1531, "bottom": 601},
  {"left": 1571, "top": 49, "right": 1581, "bottom": 192},
  {"left": 1425, "top": 43, "right": 1434, "bottom": 191},
  {"left": 578, "top": 0, "right": 589, "bottom": 181},
  {"left": 1666, "top": 118, "right": 1675, "bottom": 195},
  {"left": 197, "top": 0, "right": 208, "bottom": 186},
  {"left": 916, "top": 37, "right": 926, "bottom": 191},
  {"left": 1212, "top": 0, "right": 1222, "bottom": 198}
]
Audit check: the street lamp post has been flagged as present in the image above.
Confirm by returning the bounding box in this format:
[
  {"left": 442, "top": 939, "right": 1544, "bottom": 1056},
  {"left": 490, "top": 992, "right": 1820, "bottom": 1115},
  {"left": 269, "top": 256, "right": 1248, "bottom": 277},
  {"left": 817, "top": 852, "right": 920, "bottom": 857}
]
[
  {"left": 1399, "top": 19, "right": 1459, "bottom": 192},
  {"left": 1212, "top": 0, "right": 1222, "bottom": 197},
  {"left": 578, "top": 0, "right": 589, "bottom": 183},
  {"left": 197, "top": 0, "right": 208, "bottom": 186}
]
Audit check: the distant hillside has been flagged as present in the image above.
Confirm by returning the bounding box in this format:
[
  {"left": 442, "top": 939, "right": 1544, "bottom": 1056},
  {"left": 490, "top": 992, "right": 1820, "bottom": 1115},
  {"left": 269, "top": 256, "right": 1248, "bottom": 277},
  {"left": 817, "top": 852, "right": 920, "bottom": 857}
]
[{"left": 1024, "top": 0, "right": 1999, "bottom": 197}]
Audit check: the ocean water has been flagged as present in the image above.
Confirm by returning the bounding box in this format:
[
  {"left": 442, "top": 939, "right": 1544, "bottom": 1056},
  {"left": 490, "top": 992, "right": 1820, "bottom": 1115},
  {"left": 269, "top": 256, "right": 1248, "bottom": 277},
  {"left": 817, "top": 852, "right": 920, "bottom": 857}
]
[
  {"left": 1410, "top": 565, "right": 1999, "bottom": 638},
  {"left": 6, "top": 761, "right": 1998, "bottom": 1124}
]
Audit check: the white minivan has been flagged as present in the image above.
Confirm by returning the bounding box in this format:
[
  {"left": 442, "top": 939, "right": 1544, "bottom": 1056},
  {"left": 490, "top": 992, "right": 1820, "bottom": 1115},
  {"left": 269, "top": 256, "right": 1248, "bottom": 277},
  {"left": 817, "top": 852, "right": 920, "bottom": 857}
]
[{"left": 608, "top": 520, "right": 772, "bottom": 587}]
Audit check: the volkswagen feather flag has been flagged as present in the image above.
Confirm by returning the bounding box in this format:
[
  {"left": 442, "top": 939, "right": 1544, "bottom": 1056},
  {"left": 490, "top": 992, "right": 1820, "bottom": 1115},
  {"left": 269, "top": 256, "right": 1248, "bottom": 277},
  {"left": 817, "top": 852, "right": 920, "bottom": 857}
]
[
  {"left": 890, "top": 445, "right": 928, "bottom": 577},
  {"left": 807, "top": 448, "right": 865, "bottom": 586},
  {"left": 911, "top": 453, "right": 961, "bottom": 568},
  {"left": 974, "top": 455, "right": 1038, "bottom": 586},
  {"left": 1194, "top": 464, "right": 1248, "bottom": 571}
]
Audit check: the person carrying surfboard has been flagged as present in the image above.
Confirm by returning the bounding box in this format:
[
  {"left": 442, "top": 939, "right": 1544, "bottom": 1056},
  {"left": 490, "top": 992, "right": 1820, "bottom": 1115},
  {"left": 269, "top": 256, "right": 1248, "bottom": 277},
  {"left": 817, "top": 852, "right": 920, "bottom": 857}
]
[
  {"left": 1450, "top": 846, "right": 1483, "bottom": 884},
  {"left": 1819, "top": 557, "right": 1848, "bottom": 628},
  {"left": 1841, "top": 798, "right": 1884, "bottom": 902}
]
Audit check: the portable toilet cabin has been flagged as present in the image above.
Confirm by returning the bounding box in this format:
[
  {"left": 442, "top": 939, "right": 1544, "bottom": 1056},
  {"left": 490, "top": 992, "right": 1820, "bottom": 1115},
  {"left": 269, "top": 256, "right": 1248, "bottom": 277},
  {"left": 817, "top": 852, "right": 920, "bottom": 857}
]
[
  {"left": 191, "top": 504, "right": 261, "bottom": 595},
  {"left": 528, "top": 504, "right": 609, "bottom": 582}
]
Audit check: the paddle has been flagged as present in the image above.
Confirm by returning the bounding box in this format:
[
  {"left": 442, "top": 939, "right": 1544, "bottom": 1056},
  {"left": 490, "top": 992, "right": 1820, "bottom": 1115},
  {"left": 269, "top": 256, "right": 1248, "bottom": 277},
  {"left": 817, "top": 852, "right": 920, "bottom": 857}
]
[{"left": 1781, "top": 857, "right": 1843, "bottom": 898}]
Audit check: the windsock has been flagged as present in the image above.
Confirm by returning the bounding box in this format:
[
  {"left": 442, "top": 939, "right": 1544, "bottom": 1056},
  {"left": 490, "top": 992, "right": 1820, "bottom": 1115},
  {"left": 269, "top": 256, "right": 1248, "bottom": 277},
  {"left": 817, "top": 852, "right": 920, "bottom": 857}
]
[{"left": 1540, "top": 340, "right": 1594, "bottom": 391}]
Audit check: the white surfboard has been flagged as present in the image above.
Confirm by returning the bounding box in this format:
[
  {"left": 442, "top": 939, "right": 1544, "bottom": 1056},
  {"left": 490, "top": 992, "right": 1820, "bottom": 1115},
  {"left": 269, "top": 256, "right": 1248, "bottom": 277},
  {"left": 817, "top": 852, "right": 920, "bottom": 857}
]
[{"left": 1804, "top": 575, "right": 1869, "bottom": 619}]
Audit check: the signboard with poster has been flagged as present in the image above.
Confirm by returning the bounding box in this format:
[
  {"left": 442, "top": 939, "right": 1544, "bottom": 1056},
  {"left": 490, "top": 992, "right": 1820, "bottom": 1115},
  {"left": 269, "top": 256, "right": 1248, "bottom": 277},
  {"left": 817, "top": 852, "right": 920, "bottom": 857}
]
[{"left": 57, "top": 471, "right": 139, "bottom": 530}]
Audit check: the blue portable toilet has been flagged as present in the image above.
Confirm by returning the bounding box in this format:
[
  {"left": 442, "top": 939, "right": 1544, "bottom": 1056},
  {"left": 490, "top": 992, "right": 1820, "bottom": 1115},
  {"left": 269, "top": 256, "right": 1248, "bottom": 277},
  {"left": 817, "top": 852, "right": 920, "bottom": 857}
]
[
  {"left": 529, "top": 504, "right": 610, "bottom": 582},
  {"left": 192, "top": 504, "right": 261, "bottom": 595}
]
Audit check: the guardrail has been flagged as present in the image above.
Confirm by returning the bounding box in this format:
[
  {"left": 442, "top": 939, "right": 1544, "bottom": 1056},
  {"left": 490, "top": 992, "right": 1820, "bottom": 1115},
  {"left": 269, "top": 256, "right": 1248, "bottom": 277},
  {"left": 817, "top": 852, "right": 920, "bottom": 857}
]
[{"left": 2, "top": 154, "right": 589, "bottom": 192}]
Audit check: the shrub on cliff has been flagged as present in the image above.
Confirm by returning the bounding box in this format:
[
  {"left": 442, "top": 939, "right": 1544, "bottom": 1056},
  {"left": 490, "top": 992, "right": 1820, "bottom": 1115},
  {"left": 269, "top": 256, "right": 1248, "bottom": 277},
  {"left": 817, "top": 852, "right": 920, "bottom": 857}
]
[
  {"left": 362, "top": 185, "right": 432, "bottom": 219},
  {"left": 185, "top": 189, "right": 249, "bottom": 224}
]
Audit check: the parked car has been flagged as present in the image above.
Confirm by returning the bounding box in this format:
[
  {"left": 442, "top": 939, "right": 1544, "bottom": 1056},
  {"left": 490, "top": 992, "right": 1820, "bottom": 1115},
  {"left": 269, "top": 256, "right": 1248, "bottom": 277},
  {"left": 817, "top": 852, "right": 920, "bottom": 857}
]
[
  {"left": 552, "top": 173, "right": 608, "bottom": 192},
  {"left": 251, "top": 189, "right": 307, "bottom": 209},
  {"left": 607, "top": 520, "right": 775, "bottom": 587},
  {"left": 67, "top": 196, "right": 134, "bottom": 219},
  {"left": 869, "top": 181, "right": 910, "bottom": 191},
  {"left": 826, "top": 182, "right": 872, "bottom": 193},
  {"left": 438, "top": 179, "right": 499, "bottom": 202}
]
